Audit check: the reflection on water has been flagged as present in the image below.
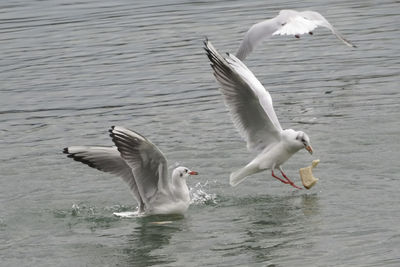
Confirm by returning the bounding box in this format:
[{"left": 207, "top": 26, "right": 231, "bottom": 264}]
[
  {"left": 209, "top": 194, "right": 322, "bottom": 264},
  {"left": 300, "top": 193, "right": 321, "bottom": 216},
  {"left": 124, "top": 215, "right": 186, "bottom": 266},
  {"left": 51, "top": 204, "right": 187, "bottom": 266}
]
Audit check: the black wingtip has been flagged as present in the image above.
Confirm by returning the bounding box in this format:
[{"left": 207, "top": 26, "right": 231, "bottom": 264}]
[
  {"left": 203, "top": 41, "right": 209, "bottom": 50},
  {"left": 63, "top": 147, "right": 69, "bottom": 154},
  {"left": 109, "top": 126, "right": 115, "bottom": 134},
  {"left": 203, "top": 37, "right": 213, "bottom": 51}
]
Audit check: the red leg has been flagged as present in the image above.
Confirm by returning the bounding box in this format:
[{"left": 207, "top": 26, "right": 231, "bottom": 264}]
[
  {"left": 280, "top": 169, "right": 302, "bottom": 190},
  {"left": 271, "top": 170, "right": 289, "bottom": 184}
]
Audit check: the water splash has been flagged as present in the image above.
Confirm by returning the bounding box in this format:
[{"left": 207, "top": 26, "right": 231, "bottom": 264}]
[
  {"left": 103, "top": 204, "right": 143, "bottom": 218},
  {"left": 113, "top": 211, "right": 141, "bottom": 218},
  {"left": 66, "top": 182, "right": 217, "bottom": 220},
  {"left": 70, "top": 203, "right": 96, "bottom": 216},
  {"left": 71, "top": 203, "right": 80, "bottom": 216},
  {"left": 189, "top": 181, "right": 218, "bottom": 205}
]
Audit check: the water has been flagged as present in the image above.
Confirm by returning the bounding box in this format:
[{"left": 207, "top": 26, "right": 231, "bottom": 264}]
[{"left": 1, "top": 0, "right": 399, "bottom": 266}]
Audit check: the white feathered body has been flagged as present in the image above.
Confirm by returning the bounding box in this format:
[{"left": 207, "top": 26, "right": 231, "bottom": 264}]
[
  {"left": 205, "top": 40, "right": 312, "bottom": 188},
  {"left": 230, "top": 129, "right": 304, "bottom": 186},
  {"left": 146, "top": 177, "right": 190, "bottom": 215}
]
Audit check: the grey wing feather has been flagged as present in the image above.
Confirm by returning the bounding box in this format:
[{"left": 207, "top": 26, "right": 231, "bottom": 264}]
[
  {"left": 109, "top": 126, "right": 170, "bottom": 206},
  {"left": 63, "top": 146, "right": 144, "bottom": 209},
  {"left": 205, "top": 39, "right": 282, "bottom": 153}
]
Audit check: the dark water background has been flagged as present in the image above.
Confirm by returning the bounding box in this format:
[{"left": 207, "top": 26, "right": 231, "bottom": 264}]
[{"left": 1, "top": 0, "right": 399, "bottom": 266}]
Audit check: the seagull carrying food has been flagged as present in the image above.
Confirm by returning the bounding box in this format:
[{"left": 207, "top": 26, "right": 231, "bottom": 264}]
[
  {"left": 63, "top": 126, "right": 198, "bottom": 215},
  {"left": 204, "top": 39, "right": 313, "bottom": 189},
  {"left": 236, "top": 9, "right": 356, "bottom": 60}
]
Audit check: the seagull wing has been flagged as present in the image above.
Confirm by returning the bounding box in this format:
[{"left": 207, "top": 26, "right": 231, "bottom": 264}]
[
  {"left": 236, "top": 9, "right": 356, "bottom": 60},
  {"left": 63, "top": 146, "right": 143, "bottom": 207},
  {"left": 109, "top": 126, "right": 170, "bottom": 206},
  {"left": 299, "top": 10, "right": 356, "bottom": 48},
  {"left": 205, "top": 39, "right": 282, "bottom": 153},
  {"left": 236, "top": 16, "right": 281, "bottom": 60},
  {"left": 272, "top": 10, "right": 318, "bottom": 36}
]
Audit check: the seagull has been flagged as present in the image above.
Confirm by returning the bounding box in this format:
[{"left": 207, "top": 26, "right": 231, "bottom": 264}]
[
  {"left": 236, "top": 9, "right": 356, "bottom": 60},
  {"left": 63, "top": 126, "right": 198, "bottom": 215},
  {"left": 204, "top": 39, "right": 313, "bottom": 189}
]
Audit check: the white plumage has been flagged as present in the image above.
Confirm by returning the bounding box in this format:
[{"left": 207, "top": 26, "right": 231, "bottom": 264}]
[
  {"left": 205, "top": 39, "right": 313, "bottom": 188},
  {"left": 236, "top": 9, "right": 356, "bottom": 60},
  {"left": 64, "top": 126, "right": 198, "bottom": 215}
]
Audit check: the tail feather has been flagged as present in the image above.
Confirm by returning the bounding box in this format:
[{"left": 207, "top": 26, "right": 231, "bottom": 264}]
[{"left": 229, "top": 165, "right": 258, "bottom": 187}]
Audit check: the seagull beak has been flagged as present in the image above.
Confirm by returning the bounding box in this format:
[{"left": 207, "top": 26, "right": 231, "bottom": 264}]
[
  {"left": 188, "top": 171, "right": 198, "bottom": 175},
  {"left": 305, "top": 145, "right": 313, "bottom": 155}
]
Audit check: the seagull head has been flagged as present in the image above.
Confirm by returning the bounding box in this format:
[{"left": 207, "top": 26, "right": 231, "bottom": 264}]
[
  {"left": 282, "top": 129, "right": 313, "bottom": 154},
  {"left": 172, "top": 166, "right": 198, "bottom": 179},
  {"left": 296, "top": 131, "right": 313, "bottom": 155}
]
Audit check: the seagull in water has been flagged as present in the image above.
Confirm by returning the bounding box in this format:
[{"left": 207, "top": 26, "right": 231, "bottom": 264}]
[
  {"left": 63, "top": 126, "right": 198, "bottom": 215},
  {"left": 204, "top": 39, "right": 313, "bottom": 189},
  {"left": 236, "top": 9, "right": 356, "bottom": 60}
]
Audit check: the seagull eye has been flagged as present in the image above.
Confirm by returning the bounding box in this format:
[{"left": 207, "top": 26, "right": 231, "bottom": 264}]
[{"left": 185, "top": 169, "right": 188, "bottom": 173}]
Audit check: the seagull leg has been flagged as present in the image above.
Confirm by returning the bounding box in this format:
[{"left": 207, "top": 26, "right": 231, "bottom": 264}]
[
  {"left": 279, "top": 167, "right": 302, "bottom": 190},
  {"left": 138, "top": 201, "right": 145, "bottom": 213},
  {"left": 271, "top": 169, "right": 289, "bottom": 184}
]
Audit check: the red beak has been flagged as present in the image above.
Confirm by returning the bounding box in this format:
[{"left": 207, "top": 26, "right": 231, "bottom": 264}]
[{"left": 188, "top": 171, "right": 198, "bottom": 175}]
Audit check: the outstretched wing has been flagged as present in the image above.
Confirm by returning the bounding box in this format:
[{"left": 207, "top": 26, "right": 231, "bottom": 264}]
[
  {"left": 109, "top": 126, "right": 170, "bottom": 206},
  {"left": 205, "top": 39, "right": 282, "bottom": 153},
  {"left": 63, "top": 146, "right": 143, "bottom": 208},
  {"left": 299, "top": 10, "right": 356, "bottom": 48},
  {"left": 236, "top": 9, "right": 356, "bottom": 60},
  {"left": 236, "top": 15, "right": 283, "bottom": 61}
]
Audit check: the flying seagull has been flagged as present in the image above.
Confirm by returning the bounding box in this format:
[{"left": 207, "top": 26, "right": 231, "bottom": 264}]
[
  {"left": 63, "top": 126, "right": 198, "bottom": 215},
  {"left": 205, "top": 39, "right": 313, "bottom": 189},
  {"left": 236, "top": 9, "right": 356, "bottom": 60}
]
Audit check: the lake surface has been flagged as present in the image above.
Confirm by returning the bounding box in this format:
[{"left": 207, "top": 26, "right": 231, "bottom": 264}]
[{"left": 1, "top": 0, "right": 399, "bottom": 266}]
